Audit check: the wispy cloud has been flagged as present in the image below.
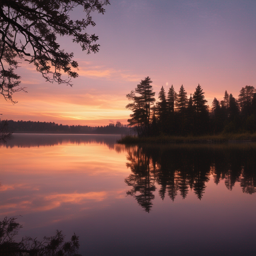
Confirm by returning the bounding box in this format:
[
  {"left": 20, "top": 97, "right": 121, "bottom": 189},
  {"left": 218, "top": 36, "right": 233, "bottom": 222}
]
[{"left": 78, "top": 64, "right": 141, "bottom": 82}]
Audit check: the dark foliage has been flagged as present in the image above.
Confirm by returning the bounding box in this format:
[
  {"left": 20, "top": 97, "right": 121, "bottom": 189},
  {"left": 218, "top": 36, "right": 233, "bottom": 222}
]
[
  {"left": 126, "top": 79, "right": 256, "bottom": 137},
  {"left": 124, "top": 145, "right": 256, "bottom": 212},
  {"left": 0, "top": 217, "right": 81, "bottom": 255},
  {"left": 126, "top": 77, "right": 155, "bottom": 136},
  {"left": 0, "top": 0, "right": 110, "bottom": 100}
]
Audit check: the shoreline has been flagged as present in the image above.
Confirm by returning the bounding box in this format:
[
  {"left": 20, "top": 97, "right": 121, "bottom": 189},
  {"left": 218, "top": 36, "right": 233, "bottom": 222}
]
[{"left": 118, "top": 134, "right": 256, "bottom": 145}]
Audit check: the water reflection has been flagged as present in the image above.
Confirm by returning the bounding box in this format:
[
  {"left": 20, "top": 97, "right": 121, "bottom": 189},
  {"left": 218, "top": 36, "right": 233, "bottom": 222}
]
[
  {"left": 124, "top": 145, "right": 256, "bottom": 212},
  {"left": 0, "top": 133, "right": 121, "bottom": 149},
  {"left": 1, "top": 135, "right": 256, "bottom": 255}
]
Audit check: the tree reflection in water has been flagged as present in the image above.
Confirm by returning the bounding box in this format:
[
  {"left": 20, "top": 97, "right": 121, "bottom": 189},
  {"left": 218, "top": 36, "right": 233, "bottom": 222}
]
[{"left": 124, "top": 145, "right": 256, "bottom": 212}]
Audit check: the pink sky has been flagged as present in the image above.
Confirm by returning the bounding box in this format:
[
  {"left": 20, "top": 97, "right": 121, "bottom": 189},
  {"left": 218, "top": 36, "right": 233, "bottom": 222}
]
[{"left": 1, "top": 0, "right": 256, "bottom": 126}]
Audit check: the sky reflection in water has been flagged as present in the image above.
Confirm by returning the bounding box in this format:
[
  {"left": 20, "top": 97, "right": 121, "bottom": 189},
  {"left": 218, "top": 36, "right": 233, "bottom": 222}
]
[{"left": 0, "top": 134, "right": 256, "bottom": 256}]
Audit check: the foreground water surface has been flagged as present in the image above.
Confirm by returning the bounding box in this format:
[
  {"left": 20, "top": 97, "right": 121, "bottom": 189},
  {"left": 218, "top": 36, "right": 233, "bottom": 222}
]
[{"left": 1, "top": 134, "right": 256, "bottom": 256}]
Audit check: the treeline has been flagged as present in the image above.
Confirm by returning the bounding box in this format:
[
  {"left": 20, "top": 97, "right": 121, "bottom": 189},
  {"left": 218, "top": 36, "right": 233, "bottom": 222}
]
[
  {"left": 2, "top": 120, "right": 132, "bottom": 134},
  {"left": 125, "top": 145, "right": 256, "bottom": 212},
  {"left": 126, "top": 77, "right": 256, "bottom": 136}
]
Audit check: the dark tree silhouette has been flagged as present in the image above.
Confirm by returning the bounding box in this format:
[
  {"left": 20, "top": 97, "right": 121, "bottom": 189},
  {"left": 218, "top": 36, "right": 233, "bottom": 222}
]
[
  {"left": 186, "top": 94, "right": 195, "bottom": 134},
  {"left": 176, "top": 85, "right": 187, "bottom": 113},
  {"left": 156, "top": 86, "right": 168, "bottom": 133},
  {"left": 192, "top": 84, "right": 209, "bottom": 134},
  {"left": 167, "top": 85, "right": 176, "bottom": 113},
  {"left": 211, "top": 97, "right": 225, "bottom": 134},
  {"left": 126, "top": 77, "right": 155, "bottom": 136},
  {"left": 0, "top": 0, "right": 110, "bottom": 100},
  {"left": 123, "top": 145, "right": 256, "bottom": 211},
  {"left": 0, "top": 217, "right": 80, "bottom": 256},
  {"left": 125, "top": 147, "right": 155, "bottom": 212},
  {"left": 238, "top": 85, "right": 255, "bottom": 116},
  {"left": 192, "top": 84, "right": 207, "bottom": 114},
  {"left": 125, "top": 81, "right": 256, "bottom": 137},
  {"left": 223, "top": 90, "right": 229, "bottom": 109}
]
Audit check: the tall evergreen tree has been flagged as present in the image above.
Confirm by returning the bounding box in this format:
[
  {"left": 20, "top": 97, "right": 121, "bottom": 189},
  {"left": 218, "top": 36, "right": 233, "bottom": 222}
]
[
  {"left": 156, "top": 86, "right": 168, "bottom": 133},
  {"left": 229, "top": 94, "right": 239, "bottom": 121},
  {"left": 166, "top": 85, "right": 177, "bottom": 135},
  {"left": 167, "top": 85, "right": 177, "bottom": 113},
  {"left": 223, "top": 94, "right": 240, "bottom": 133},
  {"left": 238, "top": 85, "right": 255, "bottom": 117},
  {"left": 186, "top": 95, "right": 195, "bottom": 134},
  {"left": 192, "top": 85, "right": 209, "bottom": 134},
  {"left": 224, "top": 90, "right": 230, "bottom": 108},
  {"left": 211, "top": 98, "right": 224, "bottom": 134},
  {"left": 212, "top": 98, "right": 220, "bottom": 113},
  {"left": 176, "top": 85, "right": 187, "bottom": 113},
  {"left": 192, "top": 84, "right": 207, "bottom": 113},
  {"left": 176, "top": 85, "right": 188, "bottom": 134},
  {"left": 126, "top": 77, "right": 155, "bottom": 136}
]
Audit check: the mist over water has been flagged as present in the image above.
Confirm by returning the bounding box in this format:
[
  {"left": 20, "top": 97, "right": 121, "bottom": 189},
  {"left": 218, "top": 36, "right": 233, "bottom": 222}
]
[{"left": 1, "top": 134, "right": 256, "bottom": 256}]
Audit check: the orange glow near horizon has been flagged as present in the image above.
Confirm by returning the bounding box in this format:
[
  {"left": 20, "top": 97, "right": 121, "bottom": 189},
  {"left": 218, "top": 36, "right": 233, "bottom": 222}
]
[
  {"left": 0, "top": 139, "right": 129, "bottom": 217},
  {"left": 0, "top": 59, "right": 253, "bottom": 126}
]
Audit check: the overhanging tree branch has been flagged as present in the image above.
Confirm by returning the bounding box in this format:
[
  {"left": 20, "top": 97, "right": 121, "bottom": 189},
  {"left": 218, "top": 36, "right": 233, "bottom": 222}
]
[{"left": 0, "top": 0, "right": 110, "bottom": 100}]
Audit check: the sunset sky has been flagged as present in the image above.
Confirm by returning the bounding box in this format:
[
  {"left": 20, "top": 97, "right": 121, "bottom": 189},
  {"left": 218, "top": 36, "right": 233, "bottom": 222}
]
[{"left": 1, "top": 0, "right": 256, "bottom": 126}]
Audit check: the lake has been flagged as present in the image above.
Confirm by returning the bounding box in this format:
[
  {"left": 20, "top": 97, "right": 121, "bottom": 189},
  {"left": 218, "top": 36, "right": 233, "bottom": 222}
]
[{"left": 0, "top": 134, "right": 256, "bottom": 256}]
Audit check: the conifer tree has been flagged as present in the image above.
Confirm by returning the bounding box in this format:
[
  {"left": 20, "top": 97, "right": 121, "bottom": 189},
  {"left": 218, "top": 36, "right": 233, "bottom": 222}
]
[
  {"left": 224, "top": 90, "right": 230, "bottom": 108},
  {"left": 238, "top": 85, "right": 255, "bottom": 116},
  {"left": 212, "top": 98, "right": 220, "bottom": 113},
  {"left": 126, "top": 77, "right": 155, "bottom": 135},
  {"left": 186, "top": 94, "right": 195, "bottom": 134},
  {"left": 192, "top": 85, "right": 209, "bottom": 134},
  {"left": 229, "top": 94, "right": 239, "bottom": 121},
  {"left": 211, "top": 98, "right": 224, "bottom": 134},
  {"left": 223, "top": 94, "right": 240, "bottom": 133},
  {"left": 176, "top": 85, "right": 187, "bottom": 113},
  {"left": 157, "top": 86, "right": 167, "bottom": 117},
  {"left": 167, "top": 85, "right": 177, "bottom": 113},
  {"left": 175, "top": 85, "right": 188, "bottom": 134},
  {"left": 192, "top": 84, "right": 207, "bottom": 113},
  {"left": 156, "top": 86, "right": 168, "bottom": 132}
]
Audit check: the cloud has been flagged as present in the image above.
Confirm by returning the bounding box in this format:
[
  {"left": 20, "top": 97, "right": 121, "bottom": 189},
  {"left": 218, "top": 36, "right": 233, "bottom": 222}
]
[
  {"left": 0, "top": 191, "right": 108, "bottom": 215},
  {"left": 0, "top": 183, "right": 39, "bottom": 191},
  {"left": 77, "top": 62, "right": 141, "bottom": 82}
]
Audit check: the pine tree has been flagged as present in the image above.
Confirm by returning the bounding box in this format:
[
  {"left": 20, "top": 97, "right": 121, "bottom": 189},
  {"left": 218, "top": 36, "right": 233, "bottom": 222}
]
[
  {"left": 224, "top": 91, "right": 230, "bottom": 108},
  {"left": 238, "top": 85, "right": 255, "bottom": 117},
  {"left": 126, "top": 77, "right": 155, "bottom": 136},
  {"left": 229, "top": 94, "right": 239, "bottom": 121},
  {"left": 167, "top": 85, "right": 177, "bottom": 113},
  {"left": 192, "top": 85, "right": 209, "bottom": 134},
  {"left": 156, "top": 86, "right": 168, "bottom": 132},
  {"left": 223, "top": 94, "right": 240, "bottom": 133},
  {"left": 211, "top": 98, "right": 224, "bottom": 134},
  {"left": 157, "top": 86, "right": 167, "bottom": 117},
  {"left": 176, "top": 85, "right": 187, "bottom": 113},
  {"left": 212, "top": 98, "right": 220, "bottom": 113},
  {"left": 186, "top": 94, "right": 195, "bottom": 134},
  {"left": 192, "top": 84, "right": 207, "bottom": 113}
]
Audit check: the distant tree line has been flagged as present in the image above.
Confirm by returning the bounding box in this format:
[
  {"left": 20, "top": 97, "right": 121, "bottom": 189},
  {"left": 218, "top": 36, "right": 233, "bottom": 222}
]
[
  {"left": 126, "top": 77, "right": 256, "bottom": 136},
  {"left": 0, "top": 120, "right": 132, "bottom": 134},
  {"left": 125, "top": 145, "right": 256, "bottom": 212}
]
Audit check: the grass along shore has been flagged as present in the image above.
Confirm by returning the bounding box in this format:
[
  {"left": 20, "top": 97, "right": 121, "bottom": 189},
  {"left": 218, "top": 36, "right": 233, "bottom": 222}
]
[{"left": 118, "top": 133, "right": 256, "bottom": 145}]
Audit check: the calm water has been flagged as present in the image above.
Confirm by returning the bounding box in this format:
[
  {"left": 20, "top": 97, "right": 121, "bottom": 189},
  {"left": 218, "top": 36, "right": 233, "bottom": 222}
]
[{"left": 1, "top": 134, "right": 256, "bottom": 256}]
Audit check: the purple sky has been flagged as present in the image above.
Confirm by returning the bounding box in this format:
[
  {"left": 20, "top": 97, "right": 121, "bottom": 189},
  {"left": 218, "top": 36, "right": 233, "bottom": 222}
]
[{"left": 1, "top": 0, "right": 256, "bottom": 125}]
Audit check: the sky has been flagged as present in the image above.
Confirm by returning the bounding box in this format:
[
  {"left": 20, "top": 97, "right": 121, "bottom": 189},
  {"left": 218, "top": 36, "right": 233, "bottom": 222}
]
[{"left": 1, "top": 0, "right": 256, "bottom": 126}]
